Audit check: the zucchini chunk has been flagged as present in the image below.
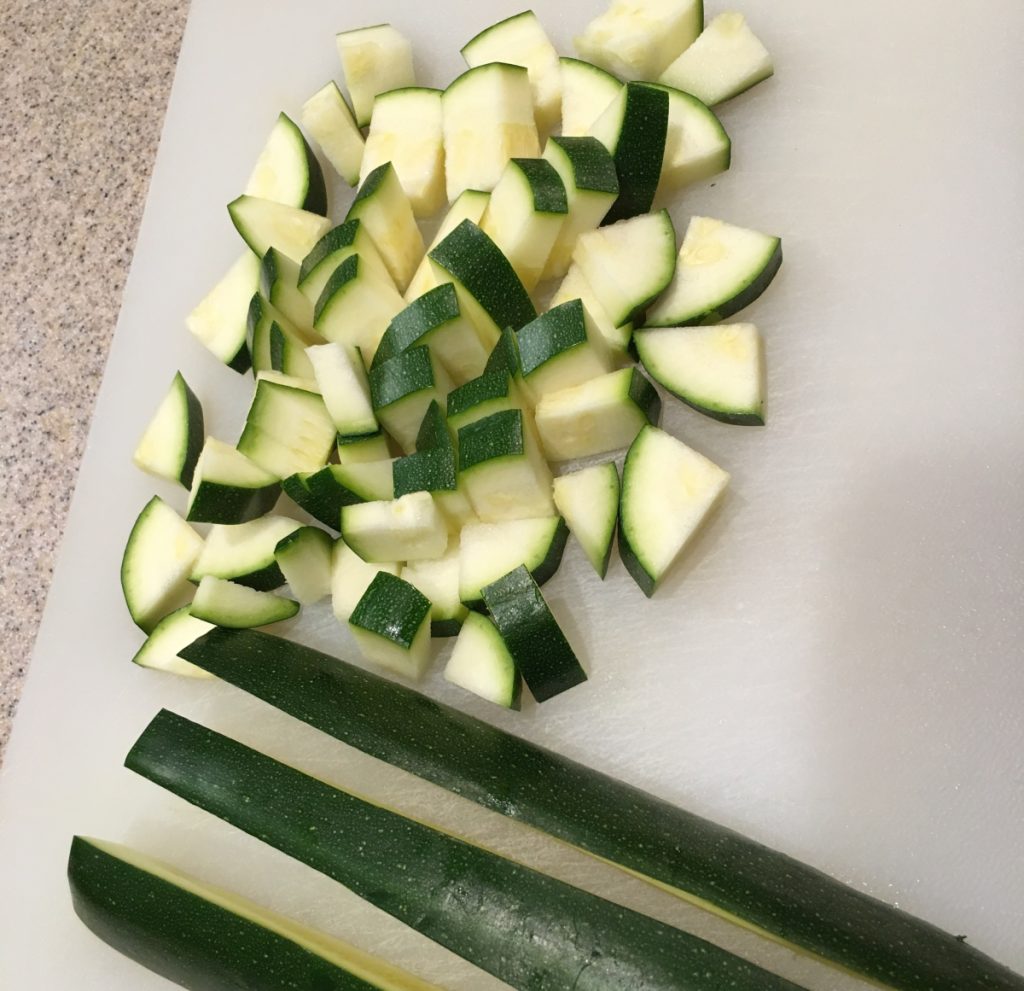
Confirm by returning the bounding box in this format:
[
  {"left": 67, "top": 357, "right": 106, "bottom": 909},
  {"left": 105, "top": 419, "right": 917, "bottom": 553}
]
[
  {"left": 331, "top": 540, "right": 401, "bottom": 623},
  {"left": 619, "top": 425, "right": 729, "bottom": 596},
  {"left": 274, "top": 526, "right": 334, "bottom": 605},
  {"left": 360, "top": 88, "right": 445, "bottom": 218},
  {"left": 228, "top": 195, "right": 331, "bottom": 265},
  {"left": 552, "top": 462, "right": 620, "bottom": 578},
  {"left": 589, "top": 81, "right": 669, "bottom": 223},
  {"left": 574, "top": 0, "right": 703, "bottom": 80},
  {"left": 335, "top": 24, "right": 415, "bottom": 128},
  {"left": 404, "top": 189, "right": 490, "bottom": 302},
  {"left": 300, "top": 219, "right": 394, "bottom": 307},
  {"left": 300, "top": 81, "right": 365, "bottom": 187},
  {"left": 559, "top": 57, "right": 621, "bottom": 137},
  {"left": 403, "top": 549, "right": 468, "bottom": 637},
  {"left": 369, "top": 346, "right": 451, "bottom": 453},
  {"left": 446, "top": 369, "right": 522, "bottom": 433},
  {"left": 337, "top": 431, "right": 392, "bottom": 465},
  {"left": 186, "top": 252, "right": 258, "bottom": 373},
  {"left": 534, "top": 366, "right": 660, "bottom": 462},
  {"left": 131, "top": 606, "right": 214, "bottom": 679},
  {"left": 68, "top": 836, "right": 444, "bottom": 991},
  {"left": 549, "top": 262, "right": 632, "bottom": 355},
  {"left": 457, "top": 408, "right": 555, "bottom": 522},
  {"left": 461, "top": 11, "right": 562, "bottom": 133},
  {"left": 190, "top": 515, "right": 303, "bottom": 591},
  {"left": 244, "top": 111, "right": 327, "bottom": 216},
  {"left": 645, "top": 215, "right": 783, "bottom": 327},
  {"left": 660, "top": 11, "right": 774, "bottom": 106},
  {"left": 132, "top": 371, "right": 204, "bottom": 489},
  {"left": 459, "top": 516, "right": 568, "bottom": 607},
  {"left": 349, "top": 571, "right": 433, "bottom": 678},
  {"left": 649, "top": 83, "right": 731, "bottom": 194},
  {"left": 127, "top": 710, "right": 808, "bottom": 991},
  {"left": 442, "top": 62, "right": 539, "bottom": 201},
  {"left": 444, "top": 611, "right": 521, "bottom": 708},
  {"left": 247, "top": 293, "right": 316, "bottom": 378},
  {"left": 121, "top": 496, "right": 204, "bottom": 633},
  {"left": 346, "top": 163, "right": 426, "bottom": 293},
  {"left": 307, "top": 342, "right": 378, "bottom": 438},
  {"left": 341, "top": 491, "right": 449, "bottom": 564},
  {"left": 190, "top": 576, "right": 299, "bottom": 629},
  {"left": 635, "top": 322, "right": 765, "bottom": 424},
  {"left": 260, "top": 247, "right": 316, "bottom": 334},
  {"left": 186, "top": 437, "right": 280, "bottom": 525}
]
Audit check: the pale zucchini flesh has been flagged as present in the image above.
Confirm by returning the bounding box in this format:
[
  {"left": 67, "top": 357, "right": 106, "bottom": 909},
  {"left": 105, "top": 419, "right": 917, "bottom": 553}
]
[
  {"left": 300, "top": 81, "right": 365, "bottom": 187},
  {"left": 131, "top": 606, "right": 215, "bottom": 679},
  {"left": 331, "top": 540, "right": 402, "bottom": 623},
  {"left": 186, "top": 252, "right": 258, "bottom": 372},
  {"left": 132, "top": 371, "right": 204, "bottom": 489},
  {"left": 190, "top": 575, "right": 299, "bottom": 628},
  {"left": 552, "top": 462, "right": 620, "bottom": 578},
  {"left": 335, "top": 24, "right": 416, "bottom": 127},
  {"left": 244, "top": 111, "right": 327, "bottom": 216},
  {"left": 444, "top": 611, "right": 521, "bottom": 708},
  {"left": 559, "top": 56, "right": 622, "bottom": 137}
]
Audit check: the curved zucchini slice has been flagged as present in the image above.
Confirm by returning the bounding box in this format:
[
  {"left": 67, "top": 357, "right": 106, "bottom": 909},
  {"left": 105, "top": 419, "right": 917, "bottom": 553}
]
[
  {"left": 121, "top": 496, "right": 204, "bottom": 633},
  {"left": 443, "top": 611, "right": 520, "bottom": 708},
  {"left": 190, "top": 575, "right": 299, "bottom": 629},
  {"left": 186, "top": 437, "right": 281, "bottom": 524},
  {"left": 552, "top": 462, "right": 620, "bottom": 578},
  {"left": 68, "top": 836, "right": 442, "bottom": 991},
  {"left": 558, "top": 57, "right": 621, "bottom": 137},
  {"left": 645, "top": 215, "right": 782, "bottom": 327},
  {"left": 132, "top": 371, "right": 204, "bottom": 489},
  {"left": 245, "top": 111, "right": 327, "bottom": 216},
  {"left": 635, "top": 322, "right": 765, "bottom": 425},
  {"left": 648, "top": 83, "right": 731, "bottom": 194},
  {"left": 186, "top": 252, "right": 257, "bottom": 373},
  {"left": 131, "top": 606, "right": 214, "bottom": 679},
  {"left": 126, "top": 710, "right": 808, "bottom": 991},
  {"left": 228, "top": 195, "right": 331, "bottom": 266},
  {"left": 182, "top": 627, "right": 1024, "bottom": 991},
  {"left": 190, "top": 515, "right": 303, "bottom": 591}
]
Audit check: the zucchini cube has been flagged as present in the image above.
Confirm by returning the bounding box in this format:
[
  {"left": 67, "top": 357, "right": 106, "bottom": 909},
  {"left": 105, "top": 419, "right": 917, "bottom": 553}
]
[
  {"left": 341, "top": 491, "right": 449, "bottom": 563},
  {"left": 369, "top": 345, "right": 451, "bottom": 452},
  {"left": 349, "top": 571, "right": 433, "bottom": 679}
]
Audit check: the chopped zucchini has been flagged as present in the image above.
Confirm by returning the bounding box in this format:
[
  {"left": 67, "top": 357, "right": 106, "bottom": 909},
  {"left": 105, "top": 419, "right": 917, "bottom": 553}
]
[
  {"left": 349, "top": 571, "right": 433, "bottom": 679},
  {"left": 132, "top": 371, "right": 204, "bottom": 489},
  {"left": 335, "top": 24, "right": 415, "bottom": 127},
  {"left": 330, "top": 540, "right": 401, "bottom": 623},
  {"left": 299, "top": 219, "right": 394, "bottom": 307},
  {"left": 244, "top": 111, "right": 327, "bottom": 216},
  {"left": 403, "top": 549, "right": 468, "bottom": 637},
  {"left": 186, "top": 252, "right": 257, "bottom": 373},
  {"left": 190, "top": 515, "right": 303, "bottom": 591},
  {"left": 341, "top": 491, "right": 448, "bottom": 564},
  {"left": 186, "top": 437, "right": 280, "bottom": 524},
  {"left": 552, "top": 462, "right": 620, "bottom": 577},
  {"left": 300, "top": 81, "right": 364, "bottom": 187},
  {"left": 228, "top": 195, "right": 331, "bottom": 265},
  {"left": 306, "top": 342, "right": 378, "bottom": 437},
  {"left": 444, "top": 611, "right": 520, "bottom": 708},
  {"left": 337, "top": 431, "right": 392, "bottom": 465},
  {"left": 549, "top": 262, "right": 632, "bottom": 355},
  {"left": 131, "top": 606, "right": 214, "bottom": 679},
  {"left": 649, "top": 83, "right": 731, "bottom": 194},
  {"left": 558, "top": 57, "right": 622, "bottom": 137},
  {"left": 274, "top": 526, "right": 334, "bottom": 605},
  {"left": 190, "top": 576, "right": 299, "bottom": 628},
  {"left": 368, "top": 346, "right": 451, "bottom": 452}
]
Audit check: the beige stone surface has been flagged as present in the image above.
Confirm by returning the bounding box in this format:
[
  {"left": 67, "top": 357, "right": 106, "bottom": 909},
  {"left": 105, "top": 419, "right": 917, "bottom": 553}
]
[{"left": 0, "top": 0, "right": 189, "bottom": 762}]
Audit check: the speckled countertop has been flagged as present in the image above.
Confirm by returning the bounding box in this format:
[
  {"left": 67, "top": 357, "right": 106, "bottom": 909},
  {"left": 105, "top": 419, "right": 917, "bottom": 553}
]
[{"left": 0, "top": 0, "right": 189, "bottom": 762}]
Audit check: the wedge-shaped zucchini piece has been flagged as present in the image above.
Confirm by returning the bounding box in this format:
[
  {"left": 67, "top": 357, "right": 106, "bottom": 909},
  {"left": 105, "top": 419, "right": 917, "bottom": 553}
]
[
  {"left": 645, "top": 215, "right": 783, "bottom": 327},
  {"left": 300, "top": 219, "right": 394, "bottom": 307},
  {"left": 346, "top": 163, "right": 426, "bottom": 293},
  {"left": 575, "top": 0, "right": 703, "bottom": 80},
  {"left": 184, "top": 628, "right": 1024, "bottom": 991},
  {"left": 360, "top": 88, "right": 445, "bottom": 218},
  {"left": 550, "top": 262, "right": 632, "bottom": 354},
  {"left": 191, "top": 575, "right": 299, "bottom": 628},
  {"left": 462, "top": 11, "right": 561, "bottom": 132},
  {"left": 552, "top": 462, "right": 619, "bottom": 577},
  {"left": 516, "top": 297, "right": 615, "bottom": 401},
  {"left": 245, "top": 112, "right": 327, "bottom": 216},
  {"left": 314, "top": 254, "right": 406, "bottom": 361},
  {"left": 331, "top": 541, "right": 402, "bottom": 623},
  {"left": 459, "top": 516, "right": 568, "bottom": 606},
  {"left": 337, "top": 431, "right": 392, "bottom": 465},
  {"left": 559, "top": 57, "right": 621, "bottom": 137},
  {"left": 535, "top": 366, "right": 660, "bottom": 461},
  {"left": 442, "top": 62, "right": 539, "bottom": 201},
  {"left": 369, "top": 346, "right": 451, "bottom": 452},
  {"left": 128, "top": 710, "right": 807, "bottom": 991},
  {"left": 68, "top": 836, "right": 444, "bottom": 991},
  {"left": 237, "top": 375, "right": 335, "bottom": 478},
  {"left": 228, "top": 195, "right": 331, "bottom": 265},
  {"left": 619, "top": 425, "right": 728, "bottom": 596},
  {"left": 572, "top": 209, "right": 677, "bottom": 326},
  {"left": 349, "top": 571, "right": 433, "bottom": 678},
  {"left": 446, "top": 370, "right": 520, "bottom": 433},
  {"left": 247, "top": 293, "right": 316, "bottom": 378},
  {"left": 404, "top": 549, "right": 467, "bottom": 637},
  {"left": 649, "top": 83, "right": 731, "bottom": 194},
  {"left": 121, "top": 497, "right": 203, "bottom": 633},
  {"left": 636, "top": 322, "right": 765, "bottom": 424},
  {"left": 186, "top": 252, "right": 257, "bottom": 373},
  {"left": 281, "top": 463, "right": 389, "bottom": 530},
  {"left": 444, "top": 611, "right": 520, "bottom": 707},
  {"left": 404, "top": 189, "right": 490, "bottom": 301},
  {"left": 540, "top": 136, "right": 618, "bottom": 280},
  {"left": 274, "top": 526, "right": 334, "bottom": 604},
  {"left": 342, "top": 491, "right": 448, "bottom": 563},
  {"left": 336, "top": 24, "right": 415, "bottom": 128},
  {"left": 300, "top": 81, "right": 364, "bottom": 187},
  {"left": 307, "top": 342, "right": 377, "bottom": 437},
  {"left": 481, "top": 565, "right": 585, "bottom": 702},
  {"left": 480, "top": 157, "right": 567, "bottom": 291},
  {"left": 373, "top": 282, "right": 487, "bottom": 385},
  {"left": 186, "top": 437, "right": 280, "bottom": 524},
  {"left": 458, "top": 408, "right": 554, "bottom": 522},
  {"left": 589, "top": 82, "right": 669, "bottom": 223},
  {"left": 131, "top": 606, "right": 214, "bottom": 679},
  {"left": 661, "top": 11, "right": 773, "bottom": 106},
  {"left": 133, "top": 371, "right": 204, "bottom": 488},
  {"left": 260, "top": 247, "right": 316, "bottom": 333},
  {"left": 191, "top": 515, "right": 302, "bottom": 591}
]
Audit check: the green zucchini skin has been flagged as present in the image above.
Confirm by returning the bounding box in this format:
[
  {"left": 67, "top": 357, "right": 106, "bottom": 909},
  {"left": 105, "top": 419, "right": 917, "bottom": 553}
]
[
  {"left": 67, "top": 837, "right": 380, "bottom": 991},
  {"left": 180, "top": 629, "right": 1024, "bottom": 991},
  {"left": 603, "top": 83, "right": 669, "bottom": 225},
  {"left": 127, "top": 710, "right": 809, "bottom": 991}
]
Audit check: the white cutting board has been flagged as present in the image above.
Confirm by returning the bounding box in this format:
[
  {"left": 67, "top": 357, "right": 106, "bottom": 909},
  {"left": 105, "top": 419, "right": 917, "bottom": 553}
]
[{"left": 1, "top": 0, "right": 1022, "bottom": 987}]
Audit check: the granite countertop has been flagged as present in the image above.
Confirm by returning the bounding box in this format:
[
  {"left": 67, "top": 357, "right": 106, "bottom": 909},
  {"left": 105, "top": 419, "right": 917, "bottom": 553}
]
[{"left": 0, "top": 0, "right": 189, "bottom": 762}]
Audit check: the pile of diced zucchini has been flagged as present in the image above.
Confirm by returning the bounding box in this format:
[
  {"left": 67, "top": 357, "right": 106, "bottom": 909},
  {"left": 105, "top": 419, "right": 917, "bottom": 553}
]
[{"left": 125, "top": 0, "right": 782, "bottom": 709}]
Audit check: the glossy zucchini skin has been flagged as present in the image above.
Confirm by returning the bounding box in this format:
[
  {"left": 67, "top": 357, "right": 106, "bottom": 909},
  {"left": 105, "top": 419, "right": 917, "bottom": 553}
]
[
  {"left": 180, "top": 629, "right": 1024, "bottom": 991},
  {"left": 127, "top": 710, "right": 809, "bottom": 991},
  {"left": 67, "top": 836, "right": 383, "bottom": 991}
]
